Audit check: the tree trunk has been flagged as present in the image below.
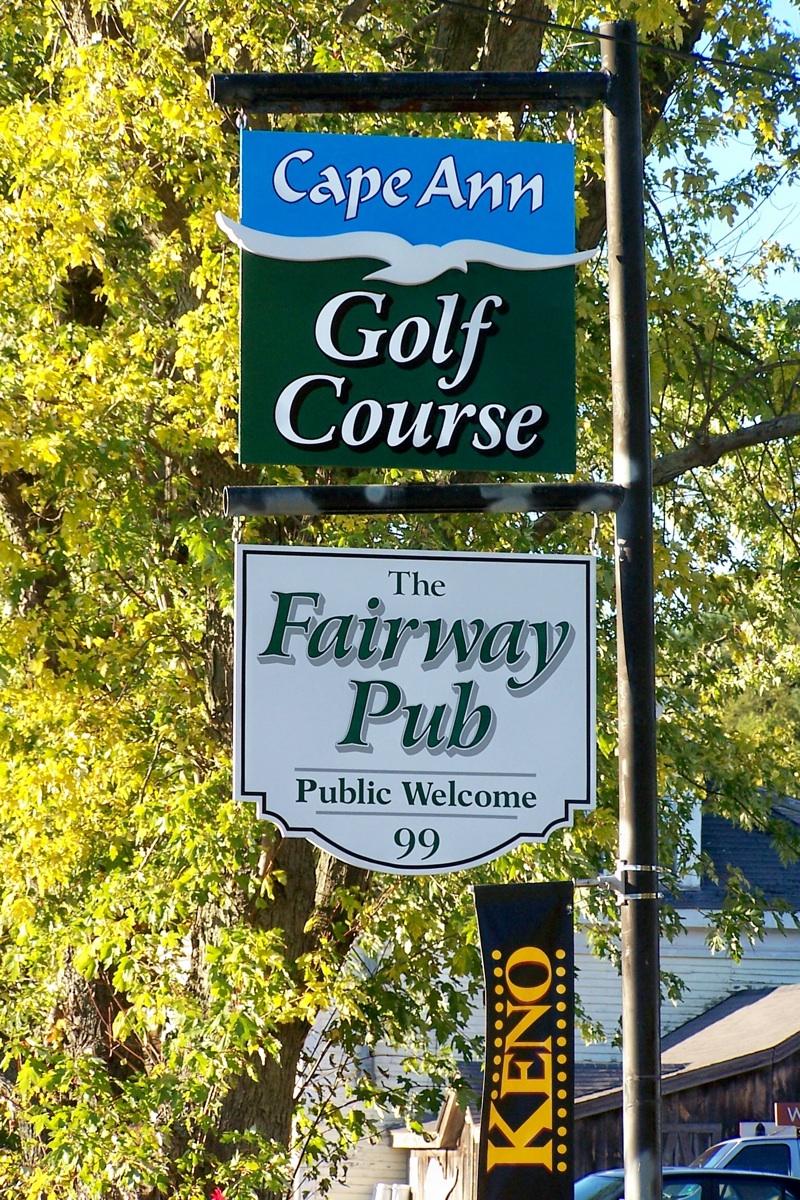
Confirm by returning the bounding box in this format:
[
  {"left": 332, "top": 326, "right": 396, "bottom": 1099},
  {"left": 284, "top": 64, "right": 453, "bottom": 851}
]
[
  {"left": 578, "top": 3, "right": 709, "bottom": 251},
  {"left": 482, "top": 0, "right": 549, "bottom": 72},
  {"left": 431, "top": 2, "right": 487, "bottom": 70},
  {"left": 192, "top": 832, "right": 371, "bottom": 1196}
]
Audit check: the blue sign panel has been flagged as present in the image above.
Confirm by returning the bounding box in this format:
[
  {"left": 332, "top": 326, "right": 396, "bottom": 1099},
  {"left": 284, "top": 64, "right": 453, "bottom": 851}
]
[{"left": 240, "top": 131, "right": 576, "bottom": 252}]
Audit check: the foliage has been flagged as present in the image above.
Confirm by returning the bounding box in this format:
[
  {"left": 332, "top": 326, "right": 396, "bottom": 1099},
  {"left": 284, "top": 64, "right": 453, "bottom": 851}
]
[{"left": 1, "top": 0, "right": 800, "bottom": 1195}]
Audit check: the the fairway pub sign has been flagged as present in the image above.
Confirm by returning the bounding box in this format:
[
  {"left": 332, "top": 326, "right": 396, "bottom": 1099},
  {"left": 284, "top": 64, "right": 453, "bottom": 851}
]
[
  {"left": 217, "top": 131, "right": 597, "bottom": 471},
  {"left": 234, "top": 546, "right": 595, "bottom": 873}
]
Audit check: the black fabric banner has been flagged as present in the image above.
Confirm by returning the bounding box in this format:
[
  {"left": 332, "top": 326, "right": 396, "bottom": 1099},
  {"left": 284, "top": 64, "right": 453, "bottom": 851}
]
[{"left": 474, "top": 881, "right": 575, "bottom": 1200}]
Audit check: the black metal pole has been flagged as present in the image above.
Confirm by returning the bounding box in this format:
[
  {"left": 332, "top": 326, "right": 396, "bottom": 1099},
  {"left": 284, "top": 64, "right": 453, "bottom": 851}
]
[
  {"left": 602, "top": 21, "right": 662, "bottom": 1200},
  {"left": 223, "top": 482, "right": 624, "bottom": 518},
  {"left": 209, "top": 70, "right": 608, "bottom": 114}
]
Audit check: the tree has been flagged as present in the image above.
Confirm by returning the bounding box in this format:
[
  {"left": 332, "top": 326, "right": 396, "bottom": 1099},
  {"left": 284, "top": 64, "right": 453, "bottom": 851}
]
[{"left": 1, "top": 0, "right": 800, "bottom": 1195}]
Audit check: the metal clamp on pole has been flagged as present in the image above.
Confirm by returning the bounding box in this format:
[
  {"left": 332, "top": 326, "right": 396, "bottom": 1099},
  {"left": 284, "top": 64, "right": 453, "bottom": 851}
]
[
  {"left": 573, "top": 872, "right": 625, "bottom": 892},
  {"left": 573, "top": 863, "right": 663, "bottom": 903},
  {"left": 615, "top": 861, "right": 663, "bottom": 904}
]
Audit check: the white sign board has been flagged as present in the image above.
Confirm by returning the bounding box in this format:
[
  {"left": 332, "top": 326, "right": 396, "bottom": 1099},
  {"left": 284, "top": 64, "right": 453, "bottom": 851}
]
[{"left": 234, "top": 546, "right": 595, "bottom": 874}]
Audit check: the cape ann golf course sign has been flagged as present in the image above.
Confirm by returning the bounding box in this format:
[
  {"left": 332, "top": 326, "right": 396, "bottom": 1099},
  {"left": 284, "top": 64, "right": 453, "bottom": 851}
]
[
  {"left": 234, "top": 546, "right": 595, "bottom": 873},
  {"left": 217, "top": 131, "right": 596, "bottom": 471}
]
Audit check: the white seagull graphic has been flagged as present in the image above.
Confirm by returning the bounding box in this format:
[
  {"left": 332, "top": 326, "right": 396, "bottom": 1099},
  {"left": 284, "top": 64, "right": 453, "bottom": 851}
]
[{"left": 216, "top": 212, "right": 599, "bottom": 286}]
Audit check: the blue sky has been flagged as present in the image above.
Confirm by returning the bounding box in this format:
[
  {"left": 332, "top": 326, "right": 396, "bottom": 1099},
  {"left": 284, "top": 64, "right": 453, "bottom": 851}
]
[{"left": 701, "top": 0, "right": 800, "bottom": 300}]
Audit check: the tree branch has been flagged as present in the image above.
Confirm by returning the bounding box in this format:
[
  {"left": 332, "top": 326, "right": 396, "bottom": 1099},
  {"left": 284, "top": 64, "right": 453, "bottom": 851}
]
[
  {"left": 0, "top": 470, "right": 69, "bottom": 612},
  {"left": 340, "top": 0, "right": 374, "bottom": 24},
  {"left": 653, "top": 412, "right": 800, "bottom": 486},
  {"left": 705, "top": 357, "right": 800, "bottom": 416},
  {"left": 578, "top": 1, "right": 709, "bottom": 251},
  {"left": 530, "top": 410, "right": 800, "bottom": 541}
]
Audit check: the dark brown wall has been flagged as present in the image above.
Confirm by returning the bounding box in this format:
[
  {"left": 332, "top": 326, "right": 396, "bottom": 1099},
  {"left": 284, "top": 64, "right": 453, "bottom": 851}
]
[
  {"left": 574, "top": 1046, "right": 800, "bottom": 1177},
  {"left": 411, "top": 1049, "right": 800, "bottom": 1196},
  {"left": 574, "top": 1107, "right": 623, "bottom": 1177}
]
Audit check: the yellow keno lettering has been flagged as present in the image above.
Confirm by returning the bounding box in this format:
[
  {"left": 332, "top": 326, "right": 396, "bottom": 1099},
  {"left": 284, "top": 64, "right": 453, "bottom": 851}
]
[
  {"left": 501, "top": 1043, "right": 552, "bottom": 1096},
  {"left": 485, "top": 945, "right": 559, "bottom": 1173},
  {"left": 486, "top": 1098, "right": 554, "bottom": 1170},
  {"left": 504, "top": 1003, "right": 549, "bottom": 1049},
  {"left": 505, "top": 945, "right": 552, "bottom": 1004}
]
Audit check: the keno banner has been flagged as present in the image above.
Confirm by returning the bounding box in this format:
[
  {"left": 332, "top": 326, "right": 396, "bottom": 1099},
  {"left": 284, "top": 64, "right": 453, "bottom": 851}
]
[
  {"left": 217, "top": 131, "right": 597, "bottom": 471},
  {"left": 475, "top": 882, "right": 575, "bottom": 1200},
  {"left": 234, "top": 546, "right": 595, "bottom": 874}
]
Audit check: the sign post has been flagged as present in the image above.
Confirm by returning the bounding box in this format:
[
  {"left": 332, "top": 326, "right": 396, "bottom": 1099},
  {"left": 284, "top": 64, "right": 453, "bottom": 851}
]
[
  {"left": 212, "top": 26, "right": 662, "bottom": 1200},
  {"left": 602, "top": 24, "right": 662, "bottom": 1200}
]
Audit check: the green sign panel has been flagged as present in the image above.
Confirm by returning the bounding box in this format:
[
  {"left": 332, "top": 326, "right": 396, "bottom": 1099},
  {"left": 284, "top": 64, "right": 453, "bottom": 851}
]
[
  {"left": 218, "top": 132, "right": 596, "bottom": 471},
  {"left": 240, "top": 256, "right": 577, "bottom": 470}
]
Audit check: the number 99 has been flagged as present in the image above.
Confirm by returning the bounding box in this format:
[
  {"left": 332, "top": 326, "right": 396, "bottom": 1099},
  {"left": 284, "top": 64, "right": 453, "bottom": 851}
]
[{"left": 394, "top": 827, "right": 440, "bottom": 860}]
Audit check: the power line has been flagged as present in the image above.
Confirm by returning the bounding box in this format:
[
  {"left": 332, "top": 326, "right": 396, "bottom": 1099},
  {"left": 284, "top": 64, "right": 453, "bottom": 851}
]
[{"left": 438, "top": 0, "right": 800, "bottom": 89}]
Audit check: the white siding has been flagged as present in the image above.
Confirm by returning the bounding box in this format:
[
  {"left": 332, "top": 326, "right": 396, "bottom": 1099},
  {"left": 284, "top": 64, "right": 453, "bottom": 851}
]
[
  {"left": 299, "top": 1131, "right": 408, "bottom": 1200},
  {"left": 574, "top": 910, "right": 800, "bottom": 1063}
]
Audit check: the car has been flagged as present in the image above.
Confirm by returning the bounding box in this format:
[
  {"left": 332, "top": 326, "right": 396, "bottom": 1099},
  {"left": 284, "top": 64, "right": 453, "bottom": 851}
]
[
  {"left": 692, "top": 1137, "right": 800, "bottom": 1177},
  {"left": 574, "top": 1167, "right": 800, "bottom": 1200}
]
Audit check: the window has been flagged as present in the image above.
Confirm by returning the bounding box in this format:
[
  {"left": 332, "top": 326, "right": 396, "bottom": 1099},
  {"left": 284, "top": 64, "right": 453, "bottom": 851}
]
[
  {"left": 663, "top": 1184, "right": 702, "bottom": 1200},
  {"left": 729, "top": 1144, "right": 792, "bottom": 1175}
]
